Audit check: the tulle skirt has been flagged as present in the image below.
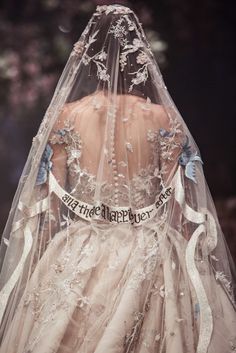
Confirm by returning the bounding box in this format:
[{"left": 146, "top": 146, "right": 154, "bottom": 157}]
[{"left": 0, "top": 218, "right": 236, "bottom": 353}]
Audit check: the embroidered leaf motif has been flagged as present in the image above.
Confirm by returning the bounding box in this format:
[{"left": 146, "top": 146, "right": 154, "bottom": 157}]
[{"left": 85, "top": 30, "right": 99, "bottom": 48}]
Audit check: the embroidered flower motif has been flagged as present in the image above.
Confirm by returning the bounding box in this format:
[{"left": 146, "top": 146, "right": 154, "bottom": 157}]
[
  {"left": 36, "top": 143, "right": 53, "bottom": 185},
  {"left": 147, "top": 129, "right": 159, "bottom": 143},
  {"left": 132, "top": 174, "right": 154, "bottom": 205},
  {"left": 133, "top": 38, "right": 143, "bottom": 49},
  {"left": 76, "top": 12, "right": 155, "bottom": 93},
  {"left": 136, "top": 52, "right": 149, "bottom": 65},
  {"left": 109, "top": 23, "right": 127, "bottom": 40},
  {"left": 108, "top": 18, "right": 128, "bottom": 47},
  {"left": 96, "top": 5, "right": 114, "bottom": 15},
  {"left": 47, "top": 120, "right": 162, "bottom": 208},
  {"left": 97, "top": 68, "right": 110, "bottom": 82},
  {"left": 129, "top": 69, "right": 149, "bottom": 92},
  {"left": 178, "top": 135, "right": 203, "bottom": 183},
  {"left": 81, "top": 30, "right": 110, "bottom": 82},
  {"left": 97, "top": 51, "right": 107, "bottom": 61}
]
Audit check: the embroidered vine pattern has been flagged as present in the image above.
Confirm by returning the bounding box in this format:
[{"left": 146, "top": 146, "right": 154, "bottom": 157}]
[{"left": 71, "top": 7, "right": 155, "bottom": 92}]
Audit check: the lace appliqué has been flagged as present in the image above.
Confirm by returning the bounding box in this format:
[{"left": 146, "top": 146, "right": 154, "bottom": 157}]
[
  {"left": 81, "top": 31, "right": 110, "bottom": 83},
  {"left": 154, "top": 117, "right": 185, "bottom": 186},
  {"left": 49, "top": 118, "right": 83, "bottom": 177},
  {"left": 128, "top": 228, "right": 165, "bottom": 291},
  {"left": 158, "top": 117, "right": 183, "bottom": 163},
  {"left": 48, "top": 119, "right": 164, "bottom": 209},
  {"left": 72, "top": 8, "right": 155, "bottom": 93},
  {"left": 110, "top": 16, "right": 153, "bottom": 92}
]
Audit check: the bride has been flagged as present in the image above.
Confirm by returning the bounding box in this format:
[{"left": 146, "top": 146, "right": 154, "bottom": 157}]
[{"left": 0, "top": 4, "right": 236, "bottom": 353}]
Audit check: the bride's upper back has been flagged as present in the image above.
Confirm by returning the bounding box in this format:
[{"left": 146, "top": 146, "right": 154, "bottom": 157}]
[{"left": 49, "top": 91, "right": 170, "bottom": 207}]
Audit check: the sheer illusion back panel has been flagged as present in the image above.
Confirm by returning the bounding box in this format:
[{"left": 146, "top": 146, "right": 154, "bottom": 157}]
[{"left": 49, "top": 92, "right": 174, "bottom": 209}]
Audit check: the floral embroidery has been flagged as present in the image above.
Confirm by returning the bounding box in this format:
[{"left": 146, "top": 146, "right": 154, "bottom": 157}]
[
  {"left": 49, "top": 118, "right": 83, "bottom": 178},
  {"left": 72, "top": 7, "right": 155, "bottom": 93},
  {"left": 128, "top": 65, "right": 149, "bottom": 92},
  {"left": 109, "top": 18, "right": 128, "bottom": 46},
  {"left": 81, "top": 30, "right": 110, "bottom": 83},
  {"left": 48, "top": 118, "right": 164, "bottom": 209},
  {"left": 136, "top": 52, "right": 149, "bottom": 65}
]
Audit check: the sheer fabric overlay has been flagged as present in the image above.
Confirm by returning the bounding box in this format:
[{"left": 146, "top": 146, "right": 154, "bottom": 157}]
[{"left": 0, "top": 4, "right": 236, "bottom": 353}]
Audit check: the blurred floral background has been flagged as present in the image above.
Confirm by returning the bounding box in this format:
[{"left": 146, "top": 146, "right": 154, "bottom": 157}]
[{"left": 0, "top": 0, "right": 236, "bottom": 260}]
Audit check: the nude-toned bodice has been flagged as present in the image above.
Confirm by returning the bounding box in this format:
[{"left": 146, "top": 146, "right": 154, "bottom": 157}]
[{"left": 48, "top": 92, "right": 170, "bottom": 208}]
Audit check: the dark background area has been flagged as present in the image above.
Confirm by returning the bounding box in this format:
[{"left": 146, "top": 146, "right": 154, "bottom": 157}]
[{"left": 0, "top": 0, "right": 236, "bottom": 259}]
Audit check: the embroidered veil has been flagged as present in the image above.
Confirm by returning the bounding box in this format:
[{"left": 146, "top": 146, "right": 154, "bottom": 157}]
[{"left": 0, "top": 4, "right": 236, "bottom": 353}]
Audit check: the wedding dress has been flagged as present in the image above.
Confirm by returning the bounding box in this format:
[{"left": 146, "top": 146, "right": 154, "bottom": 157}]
[{"left": 0, "top": 4, "right": 236, "bottom": 353}]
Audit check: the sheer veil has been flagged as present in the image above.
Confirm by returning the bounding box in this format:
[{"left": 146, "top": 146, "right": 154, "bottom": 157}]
[{"left": 0, "top": 4, "right": 235, "bottom": 352}]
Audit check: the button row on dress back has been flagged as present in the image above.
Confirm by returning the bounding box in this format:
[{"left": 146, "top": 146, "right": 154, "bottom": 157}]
[{"left": 108, "top": 105, "right": 119, "bottom": 206}]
